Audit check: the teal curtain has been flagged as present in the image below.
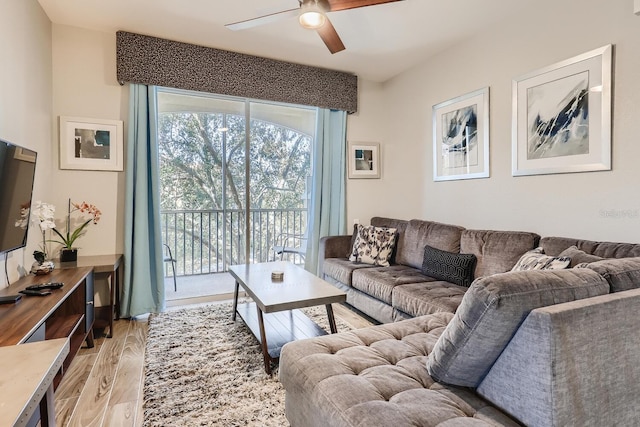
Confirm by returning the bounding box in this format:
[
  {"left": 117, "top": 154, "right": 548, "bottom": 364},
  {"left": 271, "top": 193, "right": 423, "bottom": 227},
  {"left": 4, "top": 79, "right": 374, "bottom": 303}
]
[
  {"left": 304, "top": 109, "right": 347, "bottom": 275},
  {"left": 121, "top": 84, "right": 164, "bottom": 318}
]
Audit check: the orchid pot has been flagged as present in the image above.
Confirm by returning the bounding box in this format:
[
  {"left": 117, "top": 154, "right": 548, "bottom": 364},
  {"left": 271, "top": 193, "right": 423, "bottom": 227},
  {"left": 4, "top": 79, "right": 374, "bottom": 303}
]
[{"left": 60, "top": 248, "right": 78, "bottom": 262}]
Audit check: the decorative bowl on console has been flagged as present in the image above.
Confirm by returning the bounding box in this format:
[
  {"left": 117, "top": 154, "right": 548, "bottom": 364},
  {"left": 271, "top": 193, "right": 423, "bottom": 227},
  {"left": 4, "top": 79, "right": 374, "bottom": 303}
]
[{"left": 31, "top": 260, "right": 55, "bottom": 275}]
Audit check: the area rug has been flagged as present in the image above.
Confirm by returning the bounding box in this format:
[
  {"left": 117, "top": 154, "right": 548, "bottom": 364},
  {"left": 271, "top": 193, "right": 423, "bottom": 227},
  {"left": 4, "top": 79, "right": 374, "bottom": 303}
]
[{"left": 143, "top": 302, "right": 354, "bottom": 426}]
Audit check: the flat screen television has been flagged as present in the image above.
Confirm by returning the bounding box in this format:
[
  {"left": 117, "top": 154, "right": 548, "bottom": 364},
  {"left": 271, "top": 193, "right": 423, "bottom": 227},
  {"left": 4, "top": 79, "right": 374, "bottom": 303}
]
[{"left": 0, "top": 139, "right": 37, "bottom": 254}]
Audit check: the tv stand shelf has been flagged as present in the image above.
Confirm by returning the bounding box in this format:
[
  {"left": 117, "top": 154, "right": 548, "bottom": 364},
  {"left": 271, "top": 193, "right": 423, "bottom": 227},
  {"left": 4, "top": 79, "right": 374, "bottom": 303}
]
[
  {"left": 0, "top": 267, "right": 94, "bottom": 388},
  {"left": 46, "top": 314, "right": 84, "bottom": 340}
]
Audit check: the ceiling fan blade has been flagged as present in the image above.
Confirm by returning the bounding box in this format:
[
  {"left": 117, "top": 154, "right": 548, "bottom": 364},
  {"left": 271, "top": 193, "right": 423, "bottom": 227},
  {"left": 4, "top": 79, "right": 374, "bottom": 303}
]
[
  {"left": 226, "top": 8, "right": 300, "bottom": 31},
  {"left": 326, "top": 0, "right": 403, "bottom": 12},
  {"left": 316, "top": 18, "right": 345, "bottom": 54}
]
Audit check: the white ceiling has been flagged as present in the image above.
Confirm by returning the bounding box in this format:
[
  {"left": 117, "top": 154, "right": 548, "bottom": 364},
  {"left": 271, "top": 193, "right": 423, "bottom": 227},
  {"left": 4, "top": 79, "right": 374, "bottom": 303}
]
[{"left": 37, "top": 0, "right": 541, "bottom": 82}]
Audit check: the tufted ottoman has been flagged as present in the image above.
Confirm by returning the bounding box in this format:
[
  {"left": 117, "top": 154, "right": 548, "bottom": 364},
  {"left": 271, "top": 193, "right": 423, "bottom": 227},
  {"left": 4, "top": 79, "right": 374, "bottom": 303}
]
[{"left": 279, "top": 313, "right": 520, "bottom": 427}]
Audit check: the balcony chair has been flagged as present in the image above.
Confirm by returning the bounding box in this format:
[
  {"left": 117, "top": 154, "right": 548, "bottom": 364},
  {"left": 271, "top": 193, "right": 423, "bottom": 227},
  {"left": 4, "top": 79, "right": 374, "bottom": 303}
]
[
  {"left": 272, "top": 231, "right": 307, "bottom": 262},
  {"left": 163, "top": 243, "right": 178, "bottom": 292}
]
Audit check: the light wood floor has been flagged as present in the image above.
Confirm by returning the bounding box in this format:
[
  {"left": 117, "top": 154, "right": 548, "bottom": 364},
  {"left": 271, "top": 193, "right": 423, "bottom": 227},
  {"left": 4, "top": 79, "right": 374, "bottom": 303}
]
[{"left": 53, "top": 301, "right": 373, "bottom": 426}]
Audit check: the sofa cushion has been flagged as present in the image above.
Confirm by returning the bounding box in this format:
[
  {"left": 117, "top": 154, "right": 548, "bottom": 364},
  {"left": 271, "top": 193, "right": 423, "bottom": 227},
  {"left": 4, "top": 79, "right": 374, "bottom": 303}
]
[
  {"left": 349, "top": 224, "right": 398, "bottom": 267},
  {"left": 280, "top": 313, "right": 521, "bottom": 427},
  {"left": 460, "top": 229, "right": 540, "bottom": 277},
  {"left": 422, "top": 245, "right": 477, "bottom": 287},
  {"left": 586, "top": 257, "right": 640, "bottom": 292},
  {"left": 351, "top": 265, "right": 432, "bottom": 304},
  {"left": 392, "top": 281, "right": 468, "bottom": 316},
  {"left": 323, "top": 258, "right": 376, "bottom": 286},
  {"left": 426, "top": 268, "right": 610, "bottom": 388},
  {"left": 510, "top": 247, "right": 571, "bottom": 271},
  {"left": 558, "top": 245, "right": 605, "bottom": 267},
  {"left": 580, "top": 241, "right": 640, "bottom": 258},
  {"left": 371, "top": 216, "right": 409, "bottom": 233},
  {"left": 395, "top": 220, "right": 465, "bottom": 269},
  {"left": 539, "top": 236, "right": 598, "bottom": 257},
  {"left": 541, "top": 236, "right": 640, "bottom": 258}
]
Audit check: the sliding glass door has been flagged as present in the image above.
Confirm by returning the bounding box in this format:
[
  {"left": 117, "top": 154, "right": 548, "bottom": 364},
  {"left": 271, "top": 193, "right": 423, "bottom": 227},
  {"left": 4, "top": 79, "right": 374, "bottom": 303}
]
[
  {"left": 248, "top": 101, "right": 315, "bottom": 264},
  {"left": 157, "top": 89, "right": 315, "bottom": 299}
]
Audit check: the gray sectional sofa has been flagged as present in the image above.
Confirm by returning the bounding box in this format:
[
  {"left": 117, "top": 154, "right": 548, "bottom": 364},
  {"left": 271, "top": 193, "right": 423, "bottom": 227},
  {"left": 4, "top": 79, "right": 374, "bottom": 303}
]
[
  {"left": 318, "top": 217, "right": 544, "bottom": 323},
  {"left": 279, "top": 217, "right": 640, "bottom": 426}
]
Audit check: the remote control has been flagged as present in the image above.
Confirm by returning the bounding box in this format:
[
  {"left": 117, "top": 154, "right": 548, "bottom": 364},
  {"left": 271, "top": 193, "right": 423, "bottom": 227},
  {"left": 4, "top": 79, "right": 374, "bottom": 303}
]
[
  {"left": 19, "top": 289, "right": 52, "bottom": 296},
  {"left": 26, "top": 282, "right": 64, "bottom": 291}
]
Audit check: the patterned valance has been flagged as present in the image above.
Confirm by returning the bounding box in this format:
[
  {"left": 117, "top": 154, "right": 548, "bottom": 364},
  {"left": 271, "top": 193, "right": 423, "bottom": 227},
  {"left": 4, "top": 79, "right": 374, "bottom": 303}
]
[{"left": 116, "top": 31, "right": 358, "bottom": 113}]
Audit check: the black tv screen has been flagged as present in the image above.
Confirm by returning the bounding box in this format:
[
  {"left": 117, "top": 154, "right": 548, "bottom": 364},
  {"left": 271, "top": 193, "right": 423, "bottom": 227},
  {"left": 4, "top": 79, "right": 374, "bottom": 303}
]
[{"left": 0, "top": 139, "right": 37, "bottom": 254}]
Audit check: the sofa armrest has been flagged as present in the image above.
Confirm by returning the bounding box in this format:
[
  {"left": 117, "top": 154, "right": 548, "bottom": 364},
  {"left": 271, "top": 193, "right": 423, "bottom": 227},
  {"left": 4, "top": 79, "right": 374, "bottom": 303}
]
[
  {"left": 317, "top": 235, "right": 352, "bottom": 276},
  {"left": 319, "top": 235, "right": 353, "bottom": 260},
  {"left": 478, "top": 288, "right": 640, "bottom": 427}
]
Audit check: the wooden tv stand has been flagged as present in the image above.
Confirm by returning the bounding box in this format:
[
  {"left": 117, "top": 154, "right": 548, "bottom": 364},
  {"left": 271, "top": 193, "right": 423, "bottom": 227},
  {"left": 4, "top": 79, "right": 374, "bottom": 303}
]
[{"left": 0, "top": 266, "right": 94, "bottom": 388}]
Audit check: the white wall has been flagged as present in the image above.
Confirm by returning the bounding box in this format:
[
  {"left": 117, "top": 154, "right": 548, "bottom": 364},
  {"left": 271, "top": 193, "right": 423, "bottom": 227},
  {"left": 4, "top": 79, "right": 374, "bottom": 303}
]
[
  {"left": 50, "top": 25, "right": 127, "bottom": 304},
  {"left": 0, "top": 0, "right": 52, "bottom": 287},
  {"left": 349, "top": 0, "right": 640, "bottom": 243},
  {"left": 51, "top": 24, "right": 127, "bottom": 257},
  {"left": 0, "top": 17, "right": 126, "bottom": 294}
]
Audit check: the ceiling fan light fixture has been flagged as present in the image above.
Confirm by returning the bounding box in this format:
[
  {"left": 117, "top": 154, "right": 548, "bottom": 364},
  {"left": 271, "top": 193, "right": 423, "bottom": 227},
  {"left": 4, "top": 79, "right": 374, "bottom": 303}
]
[{"left": 299, "top": 1, "right": 327, "bottom": 29}]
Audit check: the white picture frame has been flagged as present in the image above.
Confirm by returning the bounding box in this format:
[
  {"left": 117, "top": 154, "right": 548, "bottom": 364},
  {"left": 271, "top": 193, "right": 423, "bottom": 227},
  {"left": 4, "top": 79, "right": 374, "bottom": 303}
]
[
  {"left": 59, "top": 116, "right": 124, "bottom": 171},
  {"left": 512, "top": 45, "right": 612, "bottom": 176},
  {"left": 348, "top": 141, "right": 380, "bottom": 179},
  {"left": 433, "top": 87, "right": 490, "bottom": 181}
]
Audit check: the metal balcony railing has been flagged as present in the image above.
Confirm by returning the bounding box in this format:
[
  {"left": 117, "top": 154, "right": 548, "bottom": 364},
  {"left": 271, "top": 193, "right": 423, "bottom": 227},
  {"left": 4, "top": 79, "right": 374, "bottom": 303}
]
[{"left": 161, "top": 208, "right": 307, "bottom": 277}]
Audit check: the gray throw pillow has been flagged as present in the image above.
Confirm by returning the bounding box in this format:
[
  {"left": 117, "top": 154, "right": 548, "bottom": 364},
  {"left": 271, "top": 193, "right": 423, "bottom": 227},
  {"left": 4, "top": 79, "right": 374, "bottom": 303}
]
[
  {"left": 426, "top": 268, "right": 610, "bottom": 388},
  {"left": 558, "top": 245, "right": 604, "bottom": 267},
  {"left": 422, "top": 245, "right": 476, "bottom": 287}
]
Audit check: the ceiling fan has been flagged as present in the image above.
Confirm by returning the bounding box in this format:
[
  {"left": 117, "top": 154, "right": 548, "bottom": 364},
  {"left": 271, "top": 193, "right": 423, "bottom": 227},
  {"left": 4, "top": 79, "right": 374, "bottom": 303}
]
[{"left": 225, "top": 0, "right": 404, "bottom": 54}]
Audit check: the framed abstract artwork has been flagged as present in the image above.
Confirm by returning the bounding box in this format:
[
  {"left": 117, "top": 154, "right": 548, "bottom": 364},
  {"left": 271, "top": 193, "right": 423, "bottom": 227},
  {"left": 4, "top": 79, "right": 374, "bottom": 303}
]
[
  {"left": 433, "top": 87, "right": 490, "bottom": 181},
  {"left": 59, "top": 116, "right": 124, "bottom": 171},
  {"left": 512, "top": 44, "right": 612, "bottom": 176},
  {"left": 348, "top": 141, "right": 380, "bottom": 179}
]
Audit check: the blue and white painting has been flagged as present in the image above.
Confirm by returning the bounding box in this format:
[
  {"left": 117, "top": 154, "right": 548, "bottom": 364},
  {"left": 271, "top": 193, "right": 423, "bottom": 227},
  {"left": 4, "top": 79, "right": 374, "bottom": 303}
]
[
  {"left": 527, "top": 71, "right": 589, "bottom": 160},
  {"left": 441, "top": 105, "right": 478, "bottom": 169}
]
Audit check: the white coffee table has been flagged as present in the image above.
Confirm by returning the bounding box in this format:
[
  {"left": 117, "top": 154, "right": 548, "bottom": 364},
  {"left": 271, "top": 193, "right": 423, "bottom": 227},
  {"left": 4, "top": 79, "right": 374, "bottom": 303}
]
[{"left": 229, "top": 261, "right": 347, "bottom": 374}]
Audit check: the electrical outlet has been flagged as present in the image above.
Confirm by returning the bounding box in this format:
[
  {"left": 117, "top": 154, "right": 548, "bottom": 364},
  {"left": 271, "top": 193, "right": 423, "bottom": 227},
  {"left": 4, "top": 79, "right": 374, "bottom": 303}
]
[
  {"left": 353, "top": 218, "right": 359, "bottom": 224},
  {"left": 636, "top": 0, "right": 640, "bottom": 15}
]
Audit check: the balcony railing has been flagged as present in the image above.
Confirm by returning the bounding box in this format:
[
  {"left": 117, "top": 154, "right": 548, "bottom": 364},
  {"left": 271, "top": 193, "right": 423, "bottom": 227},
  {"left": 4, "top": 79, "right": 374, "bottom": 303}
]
[{"left": 161, "top": 208, "right": 307, "bottom": 277}]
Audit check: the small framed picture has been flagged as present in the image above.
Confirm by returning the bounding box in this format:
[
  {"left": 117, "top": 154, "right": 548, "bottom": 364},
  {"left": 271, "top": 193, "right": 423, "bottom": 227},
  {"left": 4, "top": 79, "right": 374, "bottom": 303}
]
[
  {"left": 59, "top": 116, "right": 124, "bottom": 171},
  {"left": 433, "top": 87, "right": 490, "bottom": 181},
  {"left": 348, "top": 142, "right": 380, "bottom": 179},
  {"left": 512, "top": 45, "right": 612, "bottom": 176}
]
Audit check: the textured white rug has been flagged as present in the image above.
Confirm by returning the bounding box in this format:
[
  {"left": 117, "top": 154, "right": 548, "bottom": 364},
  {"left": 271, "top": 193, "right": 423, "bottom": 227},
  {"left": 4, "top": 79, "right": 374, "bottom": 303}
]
[{"left": 143, "top": 302, "right": 353, "bottom": 426}]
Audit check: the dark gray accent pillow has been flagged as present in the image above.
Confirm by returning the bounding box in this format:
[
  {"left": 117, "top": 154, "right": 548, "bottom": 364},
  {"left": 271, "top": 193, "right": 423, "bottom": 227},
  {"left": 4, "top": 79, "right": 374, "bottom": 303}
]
[
  {"left": 347, "top": 223, "right": 359, "bottom": 258},
  {"left": 558, "top": 245, "right": 605, "bottom": 267},
  {"left": 422, "top": 245, "right": 476, "bottom": 287},
  {"left": 426, "top": 268, "right": 610, "bottom": 388}
]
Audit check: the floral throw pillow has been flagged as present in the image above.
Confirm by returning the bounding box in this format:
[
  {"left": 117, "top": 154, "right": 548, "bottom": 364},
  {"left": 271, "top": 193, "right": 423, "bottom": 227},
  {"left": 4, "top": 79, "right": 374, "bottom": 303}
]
[
  {"left": 349, "top": 224, "right": 398, "bottom": 267},
  {"left": 511, "top": 247, "right": 571, "bottom": 271}
]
